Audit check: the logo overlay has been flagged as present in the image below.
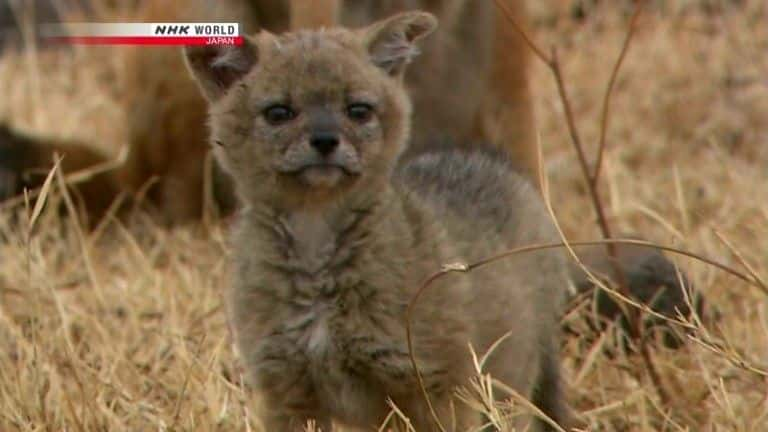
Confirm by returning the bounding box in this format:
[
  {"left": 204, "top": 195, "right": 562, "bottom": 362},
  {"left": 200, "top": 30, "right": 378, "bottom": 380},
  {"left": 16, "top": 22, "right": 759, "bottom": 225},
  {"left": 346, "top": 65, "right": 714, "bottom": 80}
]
[{"left": 42, "top": 23, "right": 242, "bottom": 46}]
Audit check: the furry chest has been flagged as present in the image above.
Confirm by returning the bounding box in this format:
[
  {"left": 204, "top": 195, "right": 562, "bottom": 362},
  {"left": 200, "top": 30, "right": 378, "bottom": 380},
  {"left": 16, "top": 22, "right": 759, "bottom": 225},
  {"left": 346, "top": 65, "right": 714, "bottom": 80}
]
[
  {"left": 256, "top": 289, "right": 413, "bottom": 398},
  {"left": 296, "top": 293, "right": 408, "bottom": 374}
]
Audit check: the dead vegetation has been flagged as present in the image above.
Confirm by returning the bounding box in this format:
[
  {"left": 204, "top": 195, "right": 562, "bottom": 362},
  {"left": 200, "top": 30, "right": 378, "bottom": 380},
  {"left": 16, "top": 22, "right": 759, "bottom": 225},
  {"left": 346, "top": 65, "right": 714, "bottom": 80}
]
[{"left": 0, "top": 1, "right": 766, "bottom": 430}]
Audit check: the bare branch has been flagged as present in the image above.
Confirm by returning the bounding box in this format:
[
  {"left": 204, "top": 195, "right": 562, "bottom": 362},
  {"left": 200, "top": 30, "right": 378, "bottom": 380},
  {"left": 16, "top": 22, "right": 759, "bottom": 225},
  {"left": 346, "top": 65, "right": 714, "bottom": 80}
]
[{"left": 594, "top": 1, "right": 646, "bottom": 183}]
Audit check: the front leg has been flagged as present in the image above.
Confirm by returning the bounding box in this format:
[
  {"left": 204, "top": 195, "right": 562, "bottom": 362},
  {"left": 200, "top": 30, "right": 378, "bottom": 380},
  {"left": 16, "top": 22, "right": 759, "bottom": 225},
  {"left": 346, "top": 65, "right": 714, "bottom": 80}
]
[
  {"left": 256, "top": 373, "right": 332, "bottom": 432},
  {"left": 246, "top": 339, "right": 331, "bottom": 431}
]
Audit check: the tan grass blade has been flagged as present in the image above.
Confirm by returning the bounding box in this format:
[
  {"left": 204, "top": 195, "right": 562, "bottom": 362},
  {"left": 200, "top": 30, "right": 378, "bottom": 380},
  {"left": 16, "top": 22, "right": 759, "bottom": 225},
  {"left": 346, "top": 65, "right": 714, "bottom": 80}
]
[{"left": 27, "top": 156, "right": 61, "bottom": 231}]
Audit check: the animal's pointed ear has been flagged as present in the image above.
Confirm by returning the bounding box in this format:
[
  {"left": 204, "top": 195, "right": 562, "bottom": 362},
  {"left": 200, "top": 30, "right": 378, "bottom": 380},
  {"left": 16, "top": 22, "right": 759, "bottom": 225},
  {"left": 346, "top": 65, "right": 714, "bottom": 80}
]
[
  {"left": 183, "top": 36, "right": 261, "bottom": 102},
  {"left": 361, "top": 11, "right": 437, "bottom": 77}
]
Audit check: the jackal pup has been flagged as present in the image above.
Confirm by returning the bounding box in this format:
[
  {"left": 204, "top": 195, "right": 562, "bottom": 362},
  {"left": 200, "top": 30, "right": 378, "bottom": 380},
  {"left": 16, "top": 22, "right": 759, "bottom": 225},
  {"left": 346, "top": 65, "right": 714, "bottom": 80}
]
[{"left": 185, "top": 11, "right": 568, "bottom": 431}]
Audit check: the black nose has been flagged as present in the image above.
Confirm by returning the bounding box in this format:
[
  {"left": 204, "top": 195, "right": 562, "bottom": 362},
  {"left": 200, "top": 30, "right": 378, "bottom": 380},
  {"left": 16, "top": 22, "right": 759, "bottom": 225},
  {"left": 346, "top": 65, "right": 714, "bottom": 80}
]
[{"left": 310, "top": 133, "right": 339, "bottom": 156}]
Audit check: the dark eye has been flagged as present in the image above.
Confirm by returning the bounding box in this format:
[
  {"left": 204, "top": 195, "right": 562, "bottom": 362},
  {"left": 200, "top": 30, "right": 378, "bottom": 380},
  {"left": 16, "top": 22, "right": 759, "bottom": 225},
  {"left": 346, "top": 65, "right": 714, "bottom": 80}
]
[
  {"left": 263, "top": 104, "right": 297, "bottom": 125},
  {"left": 346, "top": 103, "right": 374, "bottom": 123}
]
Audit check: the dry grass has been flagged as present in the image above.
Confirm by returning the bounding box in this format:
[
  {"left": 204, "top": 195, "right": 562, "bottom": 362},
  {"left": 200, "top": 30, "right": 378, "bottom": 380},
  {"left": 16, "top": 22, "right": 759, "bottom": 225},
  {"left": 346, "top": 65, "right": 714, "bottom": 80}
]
[{"left": 1, "top": 1, "right": 767, "bottom": 430}]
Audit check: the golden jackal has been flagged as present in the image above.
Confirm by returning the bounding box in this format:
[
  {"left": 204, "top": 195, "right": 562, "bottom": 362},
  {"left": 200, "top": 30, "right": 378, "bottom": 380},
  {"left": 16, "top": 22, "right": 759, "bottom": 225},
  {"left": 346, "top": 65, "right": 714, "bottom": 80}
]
[{"left": 186, "top": 11, "right": 567, "bottom": 431}]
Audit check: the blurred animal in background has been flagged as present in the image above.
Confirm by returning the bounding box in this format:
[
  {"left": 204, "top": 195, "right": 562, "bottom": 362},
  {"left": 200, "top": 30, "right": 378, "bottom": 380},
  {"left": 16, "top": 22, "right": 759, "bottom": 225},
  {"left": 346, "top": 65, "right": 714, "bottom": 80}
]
[
  {"left": 0, "top": 124, "right": 118, "bottom": 218},
  {"left": 0, "top": 125, "right": 30, "bottom": 200},
  {"left": 0, "top": 0, "right": 215, "bottom": 224}
]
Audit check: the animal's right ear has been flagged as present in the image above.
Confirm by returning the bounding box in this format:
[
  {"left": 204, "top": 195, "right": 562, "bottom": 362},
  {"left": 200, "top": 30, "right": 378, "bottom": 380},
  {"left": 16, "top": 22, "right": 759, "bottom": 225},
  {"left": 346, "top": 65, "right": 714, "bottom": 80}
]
[{"left": 183, "top": 36, "right": 260, "bottom": 102}]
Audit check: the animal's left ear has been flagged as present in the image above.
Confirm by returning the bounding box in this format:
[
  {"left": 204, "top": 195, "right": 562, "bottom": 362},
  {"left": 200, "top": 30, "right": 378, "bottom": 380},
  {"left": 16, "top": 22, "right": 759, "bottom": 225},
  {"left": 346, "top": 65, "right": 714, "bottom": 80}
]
[
  {"left": 183, "top": 36, "right": 260, "bottom": 102},
  {"left": 361, "top": 11, "right": 437, "bottom": 78}
]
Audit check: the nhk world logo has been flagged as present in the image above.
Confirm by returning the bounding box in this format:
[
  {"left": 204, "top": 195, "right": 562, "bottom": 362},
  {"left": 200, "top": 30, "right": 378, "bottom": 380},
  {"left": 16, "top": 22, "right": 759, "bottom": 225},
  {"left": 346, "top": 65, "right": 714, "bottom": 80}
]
[{"left": 42, "top": 23, "right": 242, "bottom": 46}]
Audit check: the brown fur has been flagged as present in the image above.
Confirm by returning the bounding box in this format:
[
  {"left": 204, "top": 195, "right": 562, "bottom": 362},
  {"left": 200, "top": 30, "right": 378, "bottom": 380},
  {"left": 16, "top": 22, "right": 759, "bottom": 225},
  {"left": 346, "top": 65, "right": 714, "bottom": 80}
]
[
  {"left": 0, "top": 1, "right": 214, "bottom": 224},
  {"left": 186, "top": 12, "right": 567, "bottom": 431},
  {"left": 116, "top": 28, "right": 211, "bottom": 222},
  {"left": 0, "top": 124, "right": 120, "bottom": 221},
  {"left": 290, "top": 0, "right": 341, "bottom": 29}
]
